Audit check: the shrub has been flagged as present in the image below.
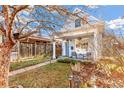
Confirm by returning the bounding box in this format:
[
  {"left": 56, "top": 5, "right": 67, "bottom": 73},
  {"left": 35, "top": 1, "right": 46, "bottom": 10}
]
[
  {"left": 71, "top": 59, "right": 78, "bottom": 65},
  {"left": 57, "top": 59, "right": 64, "bottom": 63},
  {"left": 57, "top": 58, "right": 71, "bottom": 63},
  {"left": 63, "top": 58, "right": 71, "bottom": 63},
  {"left": 57, "top": 57, "right": 79, "bottom": 65}
]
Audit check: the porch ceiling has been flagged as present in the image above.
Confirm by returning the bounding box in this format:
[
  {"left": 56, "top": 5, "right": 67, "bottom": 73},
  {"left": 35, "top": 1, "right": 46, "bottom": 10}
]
[
  {"left": 20, "top": 36, "right": 50, "bottom": 44},
  {"left": 57, "top": 30, "right": 94, "bottom": 40}
]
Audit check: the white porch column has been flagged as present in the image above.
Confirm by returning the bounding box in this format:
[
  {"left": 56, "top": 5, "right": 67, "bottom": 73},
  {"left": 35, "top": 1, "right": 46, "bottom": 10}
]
[
  {"left": 52, "top": 41, "right": 56, "bottom": 59},
  {"left": 93, "top": 31, "right": 98, "bottom": 61},
  {"left": 68, "top": 40, "right": 72, "bottom": 57},
  {"left": 93, "top": 30, "right": 102, "bottom": 61},
  {"left": 62, "top": 40, "right": 66, "bottom": 56}
]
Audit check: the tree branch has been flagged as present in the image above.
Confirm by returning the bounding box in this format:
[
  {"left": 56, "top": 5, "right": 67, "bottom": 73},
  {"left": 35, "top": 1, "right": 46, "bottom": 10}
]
[
  {"left": 0, "top": 24, "right": 6, "bottom": 35},
  {"left": 18, "top": 26, "right": 56, "bottom": 39},
  {"left": 19, "top": 21, "right": 35, "bottom": 34},
  {"left": 3, "top": 5, "right": 28, "bottom": 43},
  {"left": 18, "top": 30, "right": 38, "bottom": 39}
]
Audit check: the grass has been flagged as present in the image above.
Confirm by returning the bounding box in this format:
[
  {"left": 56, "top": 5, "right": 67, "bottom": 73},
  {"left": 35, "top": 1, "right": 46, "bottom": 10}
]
[
  {"left": 9, "top": 62, "right": 71, "bottom": 88},
  {"left": 10, "top": 54, "right": 50, "bottom": 71}
]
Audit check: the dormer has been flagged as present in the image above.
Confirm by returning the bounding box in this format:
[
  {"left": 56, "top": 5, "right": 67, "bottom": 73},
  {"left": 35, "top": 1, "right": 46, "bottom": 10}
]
[
  {"left": 60, "top": 8, "right": 102, "bottom": 32},
  {"left": 75, "top": 19, "right": 81, "bottom": 28},
  {"left": 75, "top": 15, "right": 88, "bottom": 28}
]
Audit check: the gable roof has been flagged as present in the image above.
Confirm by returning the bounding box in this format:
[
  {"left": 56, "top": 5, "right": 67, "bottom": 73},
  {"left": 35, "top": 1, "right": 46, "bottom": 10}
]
[
  {"left": 59, "top": 8, "right": 104, "bottom": 32},
  {"left": 73, "top": 8, "right": 102, "bottom": 24}
]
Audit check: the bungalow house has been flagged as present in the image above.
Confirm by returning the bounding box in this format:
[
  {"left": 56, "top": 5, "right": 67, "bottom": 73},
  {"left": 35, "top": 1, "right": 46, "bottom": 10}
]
[
  {"left": 11, "top": 36, "right": 51, "bottom": 61},
  {"left": 0, "top": 31, "right": 51, "bottom": 62},
  {"left": 51, "top": 8, "right": 105, "bottom": 61},
  {"left": 0, "top": 8, "right": 105, "bottom": 61}
]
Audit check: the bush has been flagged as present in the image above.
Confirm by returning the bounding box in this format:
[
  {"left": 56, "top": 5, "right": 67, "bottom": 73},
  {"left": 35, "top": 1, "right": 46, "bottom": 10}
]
[
  {"left": 57, "top": 57, "right": 63, "bottom": 63},
  {"left": 57, "top": 58, "right": 70, "bottom": 63},
  {"left": 57, "top": 57, "right": 78, "bottom": 65},
  {"left": 71, "top": 59, "right": 78, "bottom": 65},
  {"left": 63, "top": 58, "right": 71, "bottom": 63}
]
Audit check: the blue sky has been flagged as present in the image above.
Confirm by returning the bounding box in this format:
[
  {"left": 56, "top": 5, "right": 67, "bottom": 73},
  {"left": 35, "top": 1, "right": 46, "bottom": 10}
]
[
  {"left": 0, "top": 5, "right": 123, "bottom": 21},
  {"left": 67, "top": 5, "right": 124, "bottom": 21},
  {"left": 76, "top": 5, "right": 124, "bottom": 36},
  {"left": 84, "top": 5, "right": 124, "bottom": 21},
  {"left": 63, "top": 5, "right": 124, "bottom": 36}
]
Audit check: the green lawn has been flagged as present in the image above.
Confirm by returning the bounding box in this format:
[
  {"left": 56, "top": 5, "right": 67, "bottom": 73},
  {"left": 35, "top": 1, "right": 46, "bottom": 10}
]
[
  {"left": 10, "top": 55, "right": 50, "bottom": 71},
  {"left": 9, "top": 62, "right": 71, "bottom": 88}
]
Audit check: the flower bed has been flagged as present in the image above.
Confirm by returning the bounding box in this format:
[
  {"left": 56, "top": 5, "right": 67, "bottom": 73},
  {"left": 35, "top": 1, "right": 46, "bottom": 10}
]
[{"left": 70, "top": 59, "right": 124, "bottom": 88}]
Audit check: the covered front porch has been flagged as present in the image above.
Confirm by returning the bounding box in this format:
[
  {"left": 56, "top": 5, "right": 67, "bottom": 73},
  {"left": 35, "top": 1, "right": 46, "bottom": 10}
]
[
  {"left": 10, "top": 36, "right": 51, "bottom": 62},
  {"left": 52, "top": 25, "right": 103, "bottom": 61},
  {"left": 60, "top": 34, "right": 94, "bottom": 60}
]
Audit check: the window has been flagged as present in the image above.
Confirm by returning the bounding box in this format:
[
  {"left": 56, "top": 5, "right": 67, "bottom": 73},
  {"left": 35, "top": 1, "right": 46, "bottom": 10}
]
[
  {"left": 75, "top": 19, "right": 81, "bottom": 27},
  {"left": 71, "top": 46, "right": 73, "bottom": 50}
]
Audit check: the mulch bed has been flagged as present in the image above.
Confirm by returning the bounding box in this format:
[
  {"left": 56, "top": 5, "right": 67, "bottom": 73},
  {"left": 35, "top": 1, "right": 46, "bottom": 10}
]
[{"left": 71, "top": 60, "right": 124, "bottom": 88}]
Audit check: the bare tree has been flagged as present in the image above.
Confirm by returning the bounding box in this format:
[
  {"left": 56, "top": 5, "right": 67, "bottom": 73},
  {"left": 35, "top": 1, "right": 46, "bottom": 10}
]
[
  {"left": 0, "top": 5, "right": 29, "bottom": 87},
  {"left": 0, "top": 5, "right": 90, "bottom": 88}
]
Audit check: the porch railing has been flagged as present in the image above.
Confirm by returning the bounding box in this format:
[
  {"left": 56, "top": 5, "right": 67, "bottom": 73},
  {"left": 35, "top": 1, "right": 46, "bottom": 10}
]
[{"left": 71, "top": 51, "right": 92, "bottom": 60}]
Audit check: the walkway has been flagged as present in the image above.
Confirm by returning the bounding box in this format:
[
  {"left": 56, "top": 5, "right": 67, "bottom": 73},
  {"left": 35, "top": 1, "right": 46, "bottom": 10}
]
[{"left": 9, "top": 60, "right": 56, "bottom": 76}]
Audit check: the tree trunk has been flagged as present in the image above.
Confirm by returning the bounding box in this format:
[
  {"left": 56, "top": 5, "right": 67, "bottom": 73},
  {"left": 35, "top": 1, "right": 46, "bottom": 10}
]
[{"left": 0, "top": 42, "right": 14, "bottom": 88}]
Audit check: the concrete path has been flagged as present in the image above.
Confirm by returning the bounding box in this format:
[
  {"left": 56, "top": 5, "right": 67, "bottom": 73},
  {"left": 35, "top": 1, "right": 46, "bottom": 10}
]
[{"left": 9, "top": 60, "right": 56, "bottom": 76}]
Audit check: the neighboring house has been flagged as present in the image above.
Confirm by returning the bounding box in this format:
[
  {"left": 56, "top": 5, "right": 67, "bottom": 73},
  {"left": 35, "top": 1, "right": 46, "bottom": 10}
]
[
  {"left": 11, "top": 36, "right": 51, "bottom": 61},
  {"left": 0, "top": 30, "right": 51, "bottom": 62},
  {"left": 52, "top": 8, "right": 105, "bottom": 61}
]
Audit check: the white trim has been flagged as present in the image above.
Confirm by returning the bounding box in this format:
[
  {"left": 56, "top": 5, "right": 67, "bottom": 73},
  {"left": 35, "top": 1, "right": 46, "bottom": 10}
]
[
  {"left": 93, "top": 30, "right": 98, "bottom": 61},
  {"left": 68, "top": 40, "right": 72, "bottom": 57},
  {"left": 62, "top": 40, "right": 66, "bottom": 56},
  {"left": 52, "top": 41, "right": 56, "bottom": 59}
]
